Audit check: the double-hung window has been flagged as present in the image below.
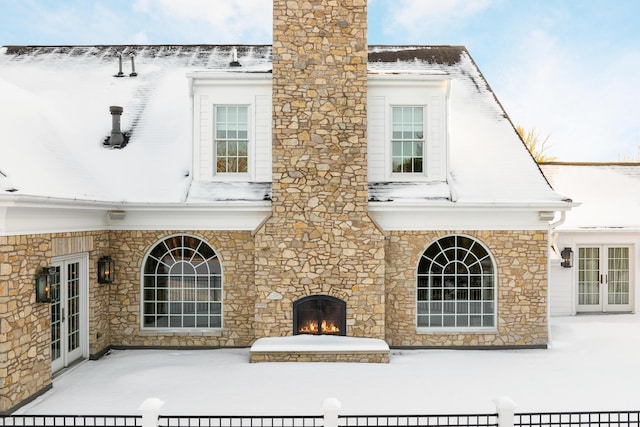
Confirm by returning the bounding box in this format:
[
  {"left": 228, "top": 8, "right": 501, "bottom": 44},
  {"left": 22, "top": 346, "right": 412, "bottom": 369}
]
[
  {"left": 392, "top": 106, "right": 424, "bottom": 174},
  {"left": 215, "top": 105, "right": 248, "bottom": 174}
]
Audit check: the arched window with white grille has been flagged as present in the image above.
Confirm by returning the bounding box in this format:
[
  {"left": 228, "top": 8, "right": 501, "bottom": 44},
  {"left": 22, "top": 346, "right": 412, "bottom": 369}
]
[
  {"left": 417, "top": 235, "right": 496, "bottom": 329},
  {"left": 142, "top": 235, "right": 222, "bottom": 329}
]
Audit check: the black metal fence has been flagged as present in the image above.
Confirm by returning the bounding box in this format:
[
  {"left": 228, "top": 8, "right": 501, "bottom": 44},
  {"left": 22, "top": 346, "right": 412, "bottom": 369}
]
[
  {"left": 516, "top": 411, "right": 640, "bottom": 427},
  {"left": 160, "top": 416, "right": 323, "bottom": 427},
  {"left": 338, "top": 414, "right": 498, "bottom": 427},
  {"left": 3, "top": 412, "right": 640, "bottom": 427},
  {"left": 0, "top": 415, "right": 141, "bottom": 426}
]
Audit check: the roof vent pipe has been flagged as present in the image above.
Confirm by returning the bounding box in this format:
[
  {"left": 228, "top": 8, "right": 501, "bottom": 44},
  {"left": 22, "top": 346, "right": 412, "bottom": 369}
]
[
  {"left": 129, "top": 53, "right": 138, "bottom": 77},
  {"left": 116, "top": 53, "right": 125, "bottom": 77},
  {"left": 229, "top": 47, "right": 241, "bottom": 67},
  {"left": 108, "top": 106, "right": 125, "bottom": 147}
]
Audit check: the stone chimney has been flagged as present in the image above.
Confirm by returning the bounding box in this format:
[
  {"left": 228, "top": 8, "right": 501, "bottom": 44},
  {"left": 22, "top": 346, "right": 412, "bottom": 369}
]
[{"left": 253, "top": 0, "right": 386, "bottom": 339}]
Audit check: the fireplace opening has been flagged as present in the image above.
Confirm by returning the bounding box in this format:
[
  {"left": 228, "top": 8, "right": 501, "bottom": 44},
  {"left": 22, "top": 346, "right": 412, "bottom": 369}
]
[{"left": 293, "top": 295, "right": 346, "bottom": 336}]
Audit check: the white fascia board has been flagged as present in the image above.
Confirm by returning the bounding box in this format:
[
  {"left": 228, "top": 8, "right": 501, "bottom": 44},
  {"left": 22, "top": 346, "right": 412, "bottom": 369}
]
[
  {"left": 1, "top": 205, "right": 107, "bottom": 236},
  {"left": 368, "top": 74, "right": 450, "bottom": 88},
  {"left": 369, "top": 202, "right": 574, "bottom": 231},
  {"left": 188, "top": 71, "right": 272, "bottom": 86},
  {"left": 107, "top": 204, "right": 271, "bottom": 231},
  {"left": 555, "top": 228, "right": 640, "bottom": 236},
  {"left": 0, "top": 197, "right": 271, "bottom": 235}
]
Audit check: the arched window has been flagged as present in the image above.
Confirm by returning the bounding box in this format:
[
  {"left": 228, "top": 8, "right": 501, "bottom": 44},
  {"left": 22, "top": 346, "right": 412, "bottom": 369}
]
[
  {"left": 142, "top": 235, "right": 222, "bottom": 329},
  {"left": 417, "top": 235, "right": 496, "bottom": 329}
]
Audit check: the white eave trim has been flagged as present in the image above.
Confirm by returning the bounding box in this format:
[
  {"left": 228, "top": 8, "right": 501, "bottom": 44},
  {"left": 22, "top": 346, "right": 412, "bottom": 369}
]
[
  {"left": 0, "top": 195, "right": 272, "bottom": 235},
  {"left": 188, "top": 71, "right": 273, "bottom": 85},
  {"left": 368, "top": 200, "right": 577, "bottom": 212},
  {"left": 368, "top": 200, "right": 577, "bottom": 231},
  {"left": 555, "top": 227, "right": 640, "bottom": 234}
]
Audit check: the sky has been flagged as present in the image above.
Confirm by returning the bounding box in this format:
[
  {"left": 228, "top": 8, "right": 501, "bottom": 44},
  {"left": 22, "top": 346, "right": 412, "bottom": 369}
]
[{"left": 0, "top": 0, "right": 639, "bottom": 161}]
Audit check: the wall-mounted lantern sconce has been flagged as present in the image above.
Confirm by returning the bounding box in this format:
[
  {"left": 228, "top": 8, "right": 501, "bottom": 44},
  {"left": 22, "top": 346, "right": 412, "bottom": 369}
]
[
  {"left": 97, "top": 256, "right": 115, "bottom": 284},
  {"left": 35, "top": 267, "right": 55, "bottom": 302},
  {"left": 561, "top": 247, "right": 574, "bottom": 268}
]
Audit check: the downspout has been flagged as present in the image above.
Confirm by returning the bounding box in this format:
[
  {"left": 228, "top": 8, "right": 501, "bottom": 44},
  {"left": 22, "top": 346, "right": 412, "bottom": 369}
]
[
  {"left": 546, "top": 210, "right": 566, "bottom": 346},
  {"left": 183, "top": 77, "right": 196, "bottom": 203}
]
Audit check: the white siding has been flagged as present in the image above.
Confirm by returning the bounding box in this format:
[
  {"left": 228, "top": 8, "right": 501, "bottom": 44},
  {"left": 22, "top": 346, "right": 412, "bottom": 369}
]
[
  {"left": 198, "top": 95, "right": 213, "bottom": 180},
  {"left": 367, "top": 96, "right": 386, "bottom": 182},
  {"left": 367, "top": 77, "right": 450, "bottom": 182},
  {"left": 190, "top": 74, "right": 272, "bottom": 182},
  {"left": 427, "top": 95, "right": 446, "bottom": 181},
  {"left": 549, "top": 263, "right": 575, "bottom": 316},
  {"left": 254, "top": 95, "right": 272, "bottom": 182},
  {"left": 551, "top": 232, "right": 640, "bottom": 316}
]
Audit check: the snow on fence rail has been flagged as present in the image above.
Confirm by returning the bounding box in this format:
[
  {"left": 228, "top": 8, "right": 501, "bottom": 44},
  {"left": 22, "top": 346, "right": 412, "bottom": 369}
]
[{"left": 2, "top": 399, "right": 640, "bottom": 427}]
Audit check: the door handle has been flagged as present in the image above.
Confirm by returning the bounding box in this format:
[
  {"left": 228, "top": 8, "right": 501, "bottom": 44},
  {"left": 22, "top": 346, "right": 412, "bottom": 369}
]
[{"left": 61, "top": 308, "right": 65, "bottom": 323}]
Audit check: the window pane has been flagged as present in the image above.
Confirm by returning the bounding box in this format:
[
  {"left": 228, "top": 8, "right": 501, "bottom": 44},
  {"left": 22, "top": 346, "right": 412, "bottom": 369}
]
[
  {"left": 228, "top": 107, "right": 237, "bottom": 122},
  {"left": 215, "top": 105, "right": 249, "bottom": 174},
  {"left": 392, "top": 141, "right": 402, "bottom": 156},
  {"left": 216, "top": 107, "right": 226, "bottom": 122},
  {"left": 391, "top": 106, "right": 425, "bottom": 174},
  {"left": 238, "top": 106, "right": 248, "bottom": 122},
  {"left": 392, "top": 157, "right": 403, "bottom": 173},
  {"left": 238, "top": 141, "right": 248, "bottom": 156},
  {"left": 393, "top": 107, "right": 403, "bottom": 122},
  {"left": 416, "top": 235, "right": 495, "bottom": 329},
  {"left": 142, "top": 236, "right": 223, "bottom": 329},
  {"left": 413, "top": 107, "right": 423, "bottom": 123},
  {"left": 216, "top": 141, "right": 225, "bottom": 155}
]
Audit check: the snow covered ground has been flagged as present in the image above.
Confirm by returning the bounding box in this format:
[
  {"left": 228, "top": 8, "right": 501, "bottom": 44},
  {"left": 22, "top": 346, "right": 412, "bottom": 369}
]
[{"left": 15, "top": 314, "right": 640, "bottom": 416}]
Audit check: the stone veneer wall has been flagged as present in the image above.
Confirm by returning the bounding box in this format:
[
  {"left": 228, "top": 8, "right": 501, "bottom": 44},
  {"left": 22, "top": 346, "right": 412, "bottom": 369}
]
[
  {"left": 250, "top": 351, "right": 389, "bottom": 363},
  {"left": 0, "top": 234, "right": 50, "bottom": 412},
  {"left": 253, "top": 0, "right": 385, "bottom": 339},
  {"left": 0, "top": 231, "right": 110, "bottom": 413},
  {"left": 107, "top": 230, "right": 256, "bottom": 347},
  {"left": 385, "top": 230, "right": 549, "bottom": 347}
]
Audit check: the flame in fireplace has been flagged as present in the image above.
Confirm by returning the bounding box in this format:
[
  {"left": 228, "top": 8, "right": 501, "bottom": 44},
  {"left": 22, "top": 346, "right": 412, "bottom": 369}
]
[{"left": 298, "top": 320, "right": 340, "bottom": 335}]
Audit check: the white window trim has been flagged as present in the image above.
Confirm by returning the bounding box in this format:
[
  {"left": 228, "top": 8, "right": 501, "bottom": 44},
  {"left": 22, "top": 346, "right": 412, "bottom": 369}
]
[
  {"left": 189, "top": 72, "right": 272, "bottom": 183},
  {"left": 140, "top": 233, "right": 224, "bottom": 332},
  {"left": 213, "top": 104, "right": 252, "bottom": 180},
  {"left": 415, "top": 234, "right": 498, "bottom": 332},
  {"left": 389, "top": 104, "right": 428, "bottom": 180},
  {"left": 368, "top": 75, "right": 450, "bottom": 183}
]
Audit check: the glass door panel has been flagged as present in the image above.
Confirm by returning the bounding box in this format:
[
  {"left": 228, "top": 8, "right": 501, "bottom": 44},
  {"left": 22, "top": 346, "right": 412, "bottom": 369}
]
[
  {"left": 50, "top": 267, "right": 63, "bottom": 372},
  {"left": 578, "top": 247, "right": 601, "bottom": 310},
  {"left": 577, "top": 246, "right": 632, "bottom": 313},
  {"left": 66, "top": 262, "right": 82, "bottom": 362},
  {"left": 50, "top": 257, "right": 86, "bottom": 373},
  {"left": 607, "top": 247, "right": 631, "bottom": 310}
]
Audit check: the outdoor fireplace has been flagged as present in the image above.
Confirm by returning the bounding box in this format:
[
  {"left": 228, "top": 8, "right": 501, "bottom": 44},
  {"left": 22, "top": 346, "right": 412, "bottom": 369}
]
[{"left": 293, "top": 295, "right": 346, "bottom": 336}]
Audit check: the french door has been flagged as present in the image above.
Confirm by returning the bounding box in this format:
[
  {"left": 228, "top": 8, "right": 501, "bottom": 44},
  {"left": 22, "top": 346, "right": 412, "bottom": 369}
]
[
  {"left": 51, "top": 255, "right": 88, "bottom": 373},
  {"left": 577, "top": 246, "right": 632, "bottom": 313}
]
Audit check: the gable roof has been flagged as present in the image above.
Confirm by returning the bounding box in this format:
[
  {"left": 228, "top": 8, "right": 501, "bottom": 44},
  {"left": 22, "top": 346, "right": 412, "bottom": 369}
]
[
  {"left": 0, "top": 44, "right": 569, "bottom": 210},
  {"left": 541, "top": 162, "right": 640, "bottom": 230}
]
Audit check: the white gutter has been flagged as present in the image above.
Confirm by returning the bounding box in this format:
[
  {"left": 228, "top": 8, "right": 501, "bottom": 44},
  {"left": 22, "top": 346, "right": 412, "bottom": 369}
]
[
  {"left": 0, "top": 194, "right": 270, "bottom": 210},
  {"left": 369, "top": 200, "right": 577, "bottom": 212}
]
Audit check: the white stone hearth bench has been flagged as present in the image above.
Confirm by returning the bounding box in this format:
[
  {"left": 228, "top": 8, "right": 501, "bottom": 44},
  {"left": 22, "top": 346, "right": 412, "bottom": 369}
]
[{"left": 249, "top": 335, "right": 390, "bottom": 363}]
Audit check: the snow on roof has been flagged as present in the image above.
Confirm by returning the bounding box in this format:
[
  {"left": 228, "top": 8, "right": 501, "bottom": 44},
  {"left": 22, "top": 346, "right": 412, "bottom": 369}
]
[
  {"left": 541, "top": 163, "right": 640, "bottom": 230},
  {"left": 0, "top": 44, "right": 568, "bottom": 209},
  {"left": 369, "top": 181, "right": 450, "bottom": 202}
]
